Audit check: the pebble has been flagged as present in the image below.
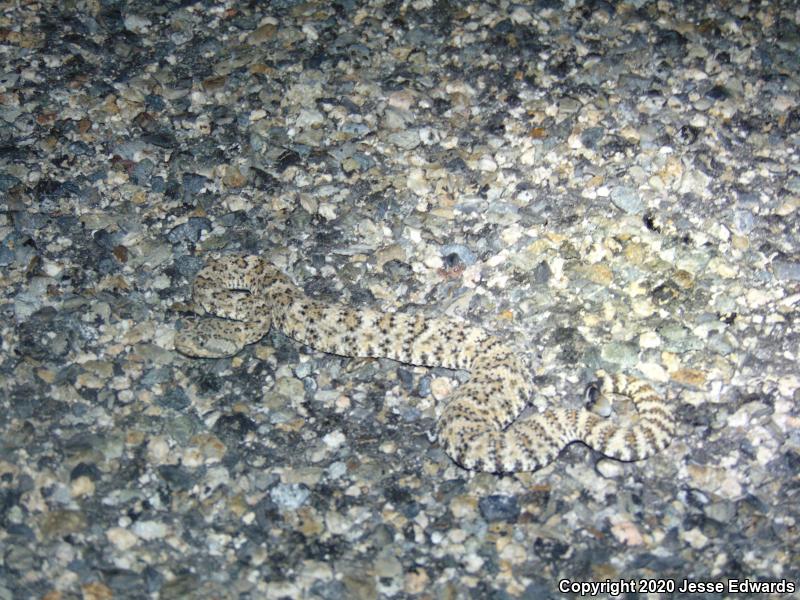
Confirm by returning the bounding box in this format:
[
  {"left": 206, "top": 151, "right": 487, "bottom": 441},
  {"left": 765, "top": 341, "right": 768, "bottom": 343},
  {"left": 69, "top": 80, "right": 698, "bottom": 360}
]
[
  {"left": 429, "top": 377, "right": 454, "bottom": 401},
  {"left": 387, "top": 130, "right": 420, "bottom": 150},
  {"left": 478, "top": 495, "right": 520, "bottom": 523},
  {"left": 596, "top": 459, "right": 626, "bottom": 479},
  {"left": 270, "top": 484, "right": 310, "bottom": 511},
  {"left": 773, "top": 259, "right": 800, "bottom": 281},
  {"left": 610, "top": 518, "right": 644, "bottom": 546},
  {"left": 609, "top": 186, "right": 644, "bottom": 214},
  {"left": 600, "top": 341, "right": 638, "bottom": 367},
  {"left": 322, "top": 430, "right": 346, "bottom": 449},
  {"left": 167, "top": 217, "right": 213, "bottom": 244},
  {"left": 69, "top": 476, "right": 95, "bottom": 498},
  {"left": 131, "top": 521, "right": 169, "bottom": 541},
  {"left": 107, "top": 527, "right": 138, "bottom": 551}
]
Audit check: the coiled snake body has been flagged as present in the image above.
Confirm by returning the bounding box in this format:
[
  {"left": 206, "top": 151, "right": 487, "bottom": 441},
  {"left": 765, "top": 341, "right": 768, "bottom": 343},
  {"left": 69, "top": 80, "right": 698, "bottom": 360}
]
[{"left": 175, "top": 255, "right": 674, "bottom": 473}]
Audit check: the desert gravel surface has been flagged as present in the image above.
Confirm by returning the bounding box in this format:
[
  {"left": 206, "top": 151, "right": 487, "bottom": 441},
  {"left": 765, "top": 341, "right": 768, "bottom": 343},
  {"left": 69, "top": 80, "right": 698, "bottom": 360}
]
[{"left": 1, "top": 1, "right": 799, "bottom": 598}]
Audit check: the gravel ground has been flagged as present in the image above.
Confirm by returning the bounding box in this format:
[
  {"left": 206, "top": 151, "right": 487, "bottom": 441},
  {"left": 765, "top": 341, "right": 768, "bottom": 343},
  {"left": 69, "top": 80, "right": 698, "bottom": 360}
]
[{"left": 1, "top": 1, "right": 799, "bottom": 599}]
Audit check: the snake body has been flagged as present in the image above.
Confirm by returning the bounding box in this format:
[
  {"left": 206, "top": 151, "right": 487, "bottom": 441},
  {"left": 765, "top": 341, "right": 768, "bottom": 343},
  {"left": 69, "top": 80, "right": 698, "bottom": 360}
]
[{"left": 175, "top": 255, "right": 674, "bottom": 473}]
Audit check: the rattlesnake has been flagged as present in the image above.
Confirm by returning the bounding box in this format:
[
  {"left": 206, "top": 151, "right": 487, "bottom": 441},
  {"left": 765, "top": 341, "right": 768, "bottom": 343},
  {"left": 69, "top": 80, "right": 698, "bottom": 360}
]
[{"left": 175, "top": 255, "right": 674, "bottom": 473}]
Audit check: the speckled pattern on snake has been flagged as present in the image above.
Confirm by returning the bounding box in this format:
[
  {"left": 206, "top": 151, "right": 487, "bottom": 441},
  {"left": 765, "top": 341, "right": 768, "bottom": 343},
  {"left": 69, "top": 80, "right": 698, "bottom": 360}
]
[{"left": 175, "top": 255, "right": 675, "bottom": 473}]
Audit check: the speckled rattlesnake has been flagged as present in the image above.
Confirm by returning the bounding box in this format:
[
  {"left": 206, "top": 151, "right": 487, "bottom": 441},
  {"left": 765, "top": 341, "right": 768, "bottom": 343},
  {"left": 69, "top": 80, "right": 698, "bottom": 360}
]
[{"left": 175, "top": 255, "right": 674, "bottom": 473}]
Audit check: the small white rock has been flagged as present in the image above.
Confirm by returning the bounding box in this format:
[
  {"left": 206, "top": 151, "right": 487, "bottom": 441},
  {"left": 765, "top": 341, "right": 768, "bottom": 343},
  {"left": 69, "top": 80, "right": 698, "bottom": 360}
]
[
  {"left": 638, "top": 331, "right": 661, "bottom": 349},
  {"left": 510, "top": 7, "right": 532, "bottom": 23},
  {"left": 296, "top": 108, "right": 324, "bottom": 128},
  {"left": 380, "top": 441, "right": 397, "bottom": 455},
  {"left": 147, "top": 437, "right": 172, "bottom": 465},
  {"left": 637, "top": 362, "right": 668, "bottom": 382},
  {"left": 407, "top": 168, "right": 430, "bottom": 195},
  {"left": 323, "top": 430, "right": 346, "bottom": 449},
  {"left": 596, "top": 459, "right": 625, "bottom": 479},
  {"left": 430, "top": 377, "right": 453, "bottom": 401},
  {"left": 683, "top": 527, "right": 709, "bottom": 549},
  {"left": 107, "top": 527, "right": 138, "bottom": 551},
  {"left": 69, "top": 476, "right": 95, "bottom": 498},
  {"left": 477, "top": 155, "right": 497, "bottom": 172},
  {"left": 131, "top": 520, "right": 169, "bottom": 541},
  {"left": 123, "top": 14, "right": 151, "bottom": 34}
]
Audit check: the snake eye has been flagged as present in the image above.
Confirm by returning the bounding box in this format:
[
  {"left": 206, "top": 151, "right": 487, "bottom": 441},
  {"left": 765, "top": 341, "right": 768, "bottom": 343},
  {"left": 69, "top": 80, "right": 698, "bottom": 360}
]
[{"left": 583, "top": 381, "right": 601, "bottom": 404}]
